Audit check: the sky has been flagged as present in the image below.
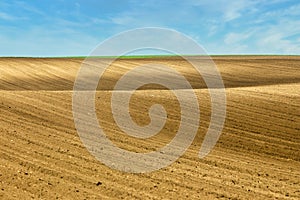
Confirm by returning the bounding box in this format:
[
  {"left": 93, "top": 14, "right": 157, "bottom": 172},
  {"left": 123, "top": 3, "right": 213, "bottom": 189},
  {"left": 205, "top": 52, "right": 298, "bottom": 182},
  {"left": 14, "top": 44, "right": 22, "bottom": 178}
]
[{"left": 0, "top": 0, "right": 300, "bottom": 56}]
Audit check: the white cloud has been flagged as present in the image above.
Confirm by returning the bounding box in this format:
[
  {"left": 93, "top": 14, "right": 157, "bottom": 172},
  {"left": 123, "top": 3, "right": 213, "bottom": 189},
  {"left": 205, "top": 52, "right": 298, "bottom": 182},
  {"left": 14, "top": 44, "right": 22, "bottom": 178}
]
[
  {"left": 0, "top": 25, "right": 100, "bottom": 56},
  {"left": 258, "top": 34, "right": 300, "bottom": 54},
  {"left": 224, "top": 32, "right": 252, "bottom": 45},
  {"left": 186, "top": 0, "right": 255, "bottom": 22},
  {"left": 0, "top": 11, "right": 23, "bottom": 21},
  {"left": 90, "top": 17, "right": 108, "bottom": 25},
  {"left": 0, "top": 12, "right": 14, "bottom": 20},
  {"left": 263, "top": 3, "right": 300, "bottom": 18},
  {"left": 111, "top": 15, "right": 135, "bottom": 25},
  {"left": 255, "top": 19, "right": 300, "bottom": 54},
  {"left": 13, "top": 1, "right": 45, "bottom": 16}
]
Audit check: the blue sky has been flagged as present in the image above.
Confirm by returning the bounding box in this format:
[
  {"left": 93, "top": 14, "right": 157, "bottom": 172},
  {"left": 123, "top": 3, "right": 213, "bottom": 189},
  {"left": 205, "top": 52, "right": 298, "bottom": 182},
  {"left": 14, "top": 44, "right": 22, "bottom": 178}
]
[{"left": 0, "top": 0, "right": 300, "bottom": 56}]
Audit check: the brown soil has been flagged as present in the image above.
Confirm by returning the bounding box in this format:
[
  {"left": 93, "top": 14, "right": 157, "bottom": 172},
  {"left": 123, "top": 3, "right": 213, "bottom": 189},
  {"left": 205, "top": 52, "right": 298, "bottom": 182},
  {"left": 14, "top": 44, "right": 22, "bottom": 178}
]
[{"left": 0, "top": 56, "right": 299, "bottom": 199}]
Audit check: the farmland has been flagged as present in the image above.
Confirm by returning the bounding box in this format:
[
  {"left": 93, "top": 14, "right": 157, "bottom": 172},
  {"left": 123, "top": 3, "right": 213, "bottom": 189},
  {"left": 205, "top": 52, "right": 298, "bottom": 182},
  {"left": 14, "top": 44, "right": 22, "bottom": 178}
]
[{"left": 0, "top": 56, "right": 299, "bottom": 199}]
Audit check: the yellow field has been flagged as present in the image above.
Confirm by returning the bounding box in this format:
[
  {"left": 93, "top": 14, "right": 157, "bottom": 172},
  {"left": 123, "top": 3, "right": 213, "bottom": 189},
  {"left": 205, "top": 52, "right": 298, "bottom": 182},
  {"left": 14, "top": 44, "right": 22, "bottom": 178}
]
[{"left": 0, "top": 56, "right": 299, "bottom": 199}]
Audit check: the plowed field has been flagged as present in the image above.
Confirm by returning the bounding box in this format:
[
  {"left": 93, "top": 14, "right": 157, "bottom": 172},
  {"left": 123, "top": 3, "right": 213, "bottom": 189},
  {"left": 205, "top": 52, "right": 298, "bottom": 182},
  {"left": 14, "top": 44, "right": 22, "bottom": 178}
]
[{"left": 0, "top": 56, "right": 299, "bottom": 199}]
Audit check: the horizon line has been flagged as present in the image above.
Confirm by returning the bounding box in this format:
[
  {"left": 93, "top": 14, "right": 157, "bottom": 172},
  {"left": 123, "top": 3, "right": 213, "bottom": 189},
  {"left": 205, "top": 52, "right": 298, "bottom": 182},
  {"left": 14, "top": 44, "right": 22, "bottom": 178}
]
[{"left": 0, "top": 54, "right": 299, "bottom": 59}]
